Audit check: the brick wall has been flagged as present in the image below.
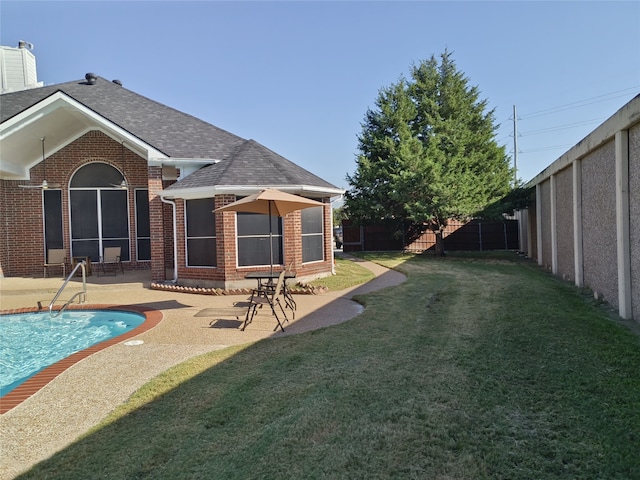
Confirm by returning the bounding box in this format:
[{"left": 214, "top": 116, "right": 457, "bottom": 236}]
[
  {"left": 175, "top": 196, "right": 334, "bottom": 289},
  {"left": 1, "top": 131, "right": 336, "bottom": 285},
  {"left": 148, "top": 166, "right": 166, "bottom": 282},
  {"left": 1, "top": 130, "right": 150, "bottom": 277}
]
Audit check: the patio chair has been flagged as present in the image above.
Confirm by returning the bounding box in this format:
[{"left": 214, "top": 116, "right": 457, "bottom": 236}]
[
  {"left": 243, "top": 270, "right": 289, "bottom": 332},
  {"left": 283, "top": 260, "right": 297, "bottom": 315},
  {"left": 251, "top": 266, "right": 296, "bottom": 318},
  {"left": 99, "top": 246, "right": 123, "bottom": 276},
  {"left": 44, "top": 248, "right": 67, "bottom": 278}
]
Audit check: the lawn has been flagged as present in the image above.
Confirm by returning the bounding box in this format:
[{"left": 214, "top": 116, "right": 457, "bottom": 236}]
[
  {"left": 307, "top": 255, "right": 376, "bottom": 291},
  {"left": 17, "top": 252, "right": 640, "bottom": 479}
]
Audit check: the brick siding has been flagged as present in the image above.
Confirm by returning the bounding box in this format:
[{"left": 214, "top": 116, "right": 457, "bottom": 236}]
[
  {"left": 1, "top": 131, "right": 150, "bottom": 277},
  {"left": 1, "top": 131, "right": 335, "bottom": 285}
]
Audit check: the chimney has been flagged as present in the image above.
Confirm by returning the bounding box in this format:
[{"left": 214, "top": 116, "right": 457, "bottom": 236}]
[{"left": 1, "top": 41, "right": 42, "bottom": 93}]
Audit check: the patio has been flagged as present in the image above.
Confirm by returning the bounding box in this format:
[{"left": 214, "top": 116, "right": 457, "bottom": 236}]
[{"left": 0, "top": 257, "right": 405, "bottom": 479}]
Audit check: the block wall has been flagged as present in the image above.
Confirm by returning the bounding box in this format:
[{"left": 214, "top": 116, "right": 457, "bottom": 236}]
[
  {"left": 174, "top": 196, "right": 334, "bottom": 289},
  {"left": 581, "top": 140, "right": 618, "bottom": 308},
  {"left": 1, "top": 130, "right": 150, "bottom": 277},
  {"left": 629, "top": 123, "right": 640, "bottom": 320},
  {"left": 539, "top": 180, "right": 552, "bottom": 270},
  {"left": 523, "top": 95, "right": 640, "bottom": 322},
  {"left": 555, "top": 166, "right": 574, "bottom": 283}
]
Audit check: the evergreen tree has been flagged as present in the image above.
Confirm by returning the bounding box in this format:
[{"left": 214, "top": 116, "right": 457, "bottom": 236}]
[{"left": 345, "top": 50, "right": 513, "bottom": 255}]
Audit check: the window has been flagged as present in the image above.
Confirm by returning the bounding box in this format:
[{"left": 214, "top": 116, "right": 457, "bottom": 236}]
[
  {"left": 185, "top": 198, "right": 216, "bottom": 267},
  {"left": 237, "top": 212, "right": 282, "bottom": 267},
  {"left": 43, "top": 189, "right": 63, "bottom": 251},
  {"left": 69, "top": 163, "right": 129, "bottom": 262},
  {"left": 301, "top": 206, "right": 324, "bottom": 263},
  {"left": 135, "top": 189, "right": 151, "bottom": 261}
]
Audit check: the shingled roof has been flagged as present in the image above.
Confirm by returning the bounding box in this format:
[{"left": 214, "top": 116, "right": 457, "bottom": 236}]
[
  {"left": 1, "top": 75, "right": 248, "bottom": 159},
  {"left": 1, "top": 75, "right": 341, "bottom": 194},
  {"left": 161, "top": 139, "right": 339, "bottom": 197}
]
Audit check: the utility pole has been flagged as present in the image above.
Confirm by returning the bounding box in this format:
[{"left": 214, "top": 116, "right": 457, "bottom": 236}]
[{"left": 513, "top": 104, "right": 518, "bottom": 186}]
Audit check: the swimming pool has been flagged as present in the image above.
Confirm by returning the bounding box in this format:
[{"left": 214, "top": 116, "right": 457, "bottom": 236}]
[{"left": 0, "top": 310, "right": 146, "bottom": 397}]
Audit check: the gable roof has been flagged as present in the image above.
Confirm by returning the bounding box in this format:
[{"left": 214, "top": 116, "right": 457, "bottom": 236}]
[
  {"left": 1, "top": 75, "right": 342, "bottom": 196},
  {"left": 1, "top": 75, "right": 245, "bottom": 159}
]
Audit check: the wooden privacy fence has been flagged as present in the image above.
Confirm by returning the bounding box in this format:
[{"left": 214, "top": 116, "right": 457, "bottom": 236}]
[{"left": 342, "top": 219, "right": 519, "bottom": 253}]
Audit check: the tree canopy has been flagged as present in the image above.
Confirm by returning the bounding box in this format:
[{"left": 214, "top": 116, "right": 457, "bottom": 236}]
[{"left": 345, "top": 50, "right": 514, "bottom": 254}]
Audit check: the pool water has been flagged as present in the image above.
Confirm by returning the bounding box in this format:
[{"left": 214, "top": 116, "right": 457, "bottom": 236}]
[{"left": 0, "top": 310, "right": 145, "bottom": 396}]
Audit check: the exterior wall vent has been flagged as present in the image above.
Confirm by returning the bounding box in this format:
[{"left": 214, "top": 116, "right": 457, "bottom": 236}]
[{"left": 18, "top": 40, "right": 34, "bottom": 50}]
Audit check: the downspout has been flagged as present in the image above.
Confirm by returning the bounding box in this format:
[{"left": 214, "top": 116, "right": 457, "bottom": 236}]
[
  {"left": 329, "top": 194, "right": 344, "bottom": 275},
  {"left": 160, "top": 196, "right": 178, "bottom": 283},
  {"left": 330, "top": 200, "right": 336, "bottom": 275}
]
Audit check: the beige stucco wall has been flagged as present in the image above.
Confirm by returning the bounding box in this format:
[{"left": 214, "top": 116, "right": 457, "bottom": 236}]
[
  {"left": 555, "top": 166, "right": 574, "bottom": 282},
  {"left": 523, "top": 94, "right": 639, "bottom": 322},
  {"left": 528, "top": 199, "right": 537, "bottom": 259},
  {"left": 629, "top": 123, "right": 640, "bottom": 321},
  {"left": 539, "top": 180, "right": 552, "bottom": 269},
  {"left": 581, "top": 140, "right": 618, "bottom": 307}
]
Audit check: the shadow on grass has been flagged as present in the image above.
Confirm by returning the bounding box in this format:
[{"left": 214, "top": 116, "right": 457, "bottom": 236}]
[{"left": 12, "top": 252, "right": 640, "bottom": 479}]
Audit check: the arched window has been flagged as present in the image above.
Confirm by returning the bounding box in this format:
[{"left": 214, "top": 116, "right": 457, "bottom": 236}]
[{"left": 69, "top": 163, "right": 130, "bottom": 262}]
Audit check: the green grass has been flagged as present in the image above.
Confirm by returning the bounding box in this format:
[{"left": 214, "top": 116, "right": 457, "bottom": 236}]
[
  {"left": 305, "top": 255, "right": 376, "bottom": 291},
  {"left": 18, "top": 252, "right": 640, "bottom": 479}
]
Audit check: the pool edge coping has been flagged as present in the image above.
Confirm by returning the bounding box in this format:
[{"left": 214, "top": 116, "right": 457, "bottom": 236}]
[{"left": 0, "top": 305, "right": 163, "bottom": 414}]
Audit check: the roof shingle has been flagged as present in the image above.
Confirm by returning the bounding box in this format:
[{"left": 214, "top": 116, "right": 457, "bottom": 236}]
[{"left": 1, "top": 75, "right": 339, "bottom": 191}]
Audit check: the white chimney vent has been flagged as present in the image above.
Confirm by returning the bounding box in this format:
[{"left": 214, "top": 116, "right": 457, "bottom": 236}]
[{"left": 0, "top": 41, "right": 43, "bottom": 93}]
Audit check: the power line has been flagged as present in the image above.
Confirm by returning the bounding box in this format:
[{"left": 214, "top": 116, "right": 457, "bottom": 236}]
[
  {"left": 521, "top": 144, "right": 574, "bottom": 154},
  {"left": 519, "top": 87, "right": 638, "bottom": 120},
  {"left": 519, "top": 117, "right": 606, "bottom": 137}
]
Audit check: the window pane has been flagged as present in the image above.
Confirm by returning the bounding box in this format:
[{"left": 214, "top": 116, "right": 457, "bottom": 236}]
[
  {"left": 237, "top": 212, "right": 283, "bottom": 267},
  {"left": 44, "top": 189, "right": 63, "bottom": 250},
  {"left": 187, "top": 238, "right": 216, "bottom": 267},
  {"left": 101, "top": 190, "right": 129, "bottom": 238},
  {"left": 135, "top": 189, "right": 150, "bottom": 238},
  {"left": 301, "top": 206, "right": 323, "bottom": 234},
  {"left": 70, "top": 191, "right": 98, "bottom": 239},
  {"left": 237, "top": 212, "right": 282, "bottom": 236},
  {"left": 137, "top": 238, "right": 151, "bottom": 261},
  {"left": 238, "top": 237, "right": 282, "bottom": 267},
  {"left": 302, "top": 235, "right": 324, "bottom": 262},
  {"left": 71, "top": 240, "right": 99, "bottom": 262},
  {"left": 135, "top": 189, "right": 151, "bottom": 261},
  {"left": 70, "top": 163, "right": 123, "bottom": 187},
  {"left": 186, "top": 198, "right": 216, "bottom": 237}
]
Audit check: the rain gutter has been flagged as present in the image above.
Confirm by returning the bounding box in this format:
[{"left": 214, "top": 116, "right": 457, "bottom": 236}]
[{"left": 158, "top": 184, "right": 345, "bottom": 200}]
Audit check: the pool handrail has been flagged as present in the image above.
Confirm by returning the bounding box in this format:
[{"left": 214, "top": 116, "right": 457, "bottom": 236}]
[{"left": 49, "top": 260, "right": 87, "bottom": 317}]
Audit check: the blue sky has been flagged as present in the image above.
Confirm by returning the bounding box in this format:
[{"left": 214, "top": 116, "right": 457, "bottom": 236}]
[{"left": 2, "top": 1, "right": 639, "bottom": 192}]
